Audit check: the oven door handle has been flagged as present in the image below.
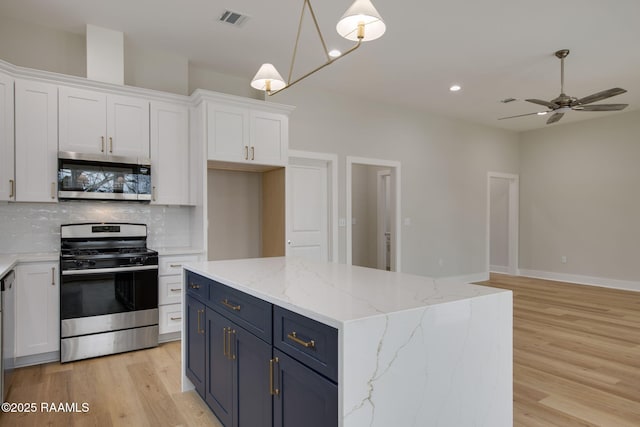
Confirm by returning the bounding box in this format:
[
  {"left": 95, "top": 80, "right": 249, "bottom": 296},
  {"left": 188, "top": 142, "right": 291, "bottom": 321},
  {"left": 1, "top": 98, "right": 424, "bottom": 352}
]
[{"left": 62, "top": 265, "right": 159, "bottom": 276}]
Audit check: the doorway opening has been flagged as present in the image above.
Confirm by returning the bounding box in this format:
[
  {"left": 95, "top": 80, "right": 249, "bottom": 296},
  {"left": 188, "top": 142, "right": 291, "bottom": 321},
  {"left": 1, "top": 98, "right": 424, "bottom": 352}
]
[
  {"left": 487, "top": 172, "right": 519, "bottom": 275},
  {"left": 347, "top": 157, "right": 401, "bottom": 272}
]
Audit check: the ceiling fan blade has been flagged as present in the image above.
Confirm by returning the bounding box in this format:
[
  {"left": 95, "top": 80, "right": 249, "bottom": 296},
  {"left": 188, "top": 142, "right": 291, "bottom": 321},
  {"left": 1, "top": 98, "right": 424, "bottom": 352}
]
[
  {"left": 573, "top": 104, "right": 628, "bottom": 112},
  {"left": 498, "top": 112, "right": 545, "bottom": 120},
  {"left": 546, "top": 112, "right": 564, "bottom": 124},
  {"left": 577, "top": 88, "right": 626, "bottom": 105},
  {"left": 525, "top": 99, "right": 557, "bottom": 109}
]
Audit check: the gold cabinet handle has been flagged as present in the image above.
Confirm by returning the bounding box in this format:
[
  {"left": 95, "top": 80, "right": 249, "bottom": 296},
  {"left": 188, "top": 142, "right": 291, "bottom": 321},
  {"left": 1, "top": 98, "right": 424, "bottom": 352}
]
[
  {"left": 251, "top": 146, "right": 255, "bottom": 160},
  {"left": 9, "top": 179, "right": 14, "bottom": 198},
  {"left": 270, "top": 357, "right": 280, "bottom": 396},
  {"left": 152, "top": 186, "right": 157, "bottom": 201},
  {"left": 101, "top": 136, "right": 105, "bottom": 152},
  {"left": 287, "top": 331, "right": 315, "bottom": 349},
  {"left": 170, "top": 316, "right": 182, "bottom": 321},
  {"left": 169, "top": 264, "right": 183, "bottom": 268},
  {"left": 51, "top": 267, "right": 55, "bottom": 286},
  {"left": 244, "top": 146, "right": 249, "bottom": 160},
  {"left": 189, "top": 282, "right": 200, "bottom": 289},
  {"left": 197, "top": 309, "right": 204, "bottom": 334},
  {"left": 169, "top": 288, "right": 182, "bottom": 292},
  {"left": 109, "top": 136, "right": 113, "bottom": 153},
  {"left": 51, "top": 182, "right": 56, "bottom": 199},
  {"left": 221, "top": 299, "right": 241, "bottom": 311},
  {"left": 229, "top": 329, "right": 236, "bottom": 360},
  {"left": 223, "top": 327, "right": 228, "bottom": 358}
]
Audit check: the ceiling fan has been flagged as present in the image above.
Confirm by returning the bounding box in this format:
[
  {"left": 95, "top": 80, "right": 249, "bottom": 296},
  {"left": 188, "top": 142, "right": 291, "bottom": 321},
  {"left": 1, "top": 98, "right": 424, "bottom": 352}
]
[{"left": 499, "top": 49, "right": 628, "bottom": 124}]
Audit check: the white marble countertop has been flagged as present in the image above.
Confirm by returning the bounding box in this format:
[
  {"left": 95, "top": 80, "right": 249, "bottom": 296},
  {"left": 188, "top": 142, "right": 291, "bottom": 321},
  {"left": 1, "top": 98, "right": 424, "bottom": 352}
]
[
  {"left": 185, "top": 257, "right": 507, "bottom": 329},
  {"left": 0, "top": 252, "right": 59, "bottom": 278}
]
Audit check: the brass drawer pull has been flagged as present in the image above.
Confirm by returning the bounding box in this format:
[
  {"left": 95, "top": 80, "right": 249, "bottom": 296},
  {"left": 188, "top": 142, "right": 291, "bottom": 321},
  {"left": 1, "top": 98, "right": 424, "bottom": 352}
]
[
  {"left": 223, "top": 327, "right": 228, "bottom": 358},
  {"left": 226, "top": 329, "right": 236, "bottom": 360},
  {"left": 221, "top": 299, "right": 241, "bottom": 311},
  {"left": 169, "top": 264, "right": 183, "bottom": 268},
  {"left": 170, "top": 288, "right": 181, "bottom": 292},
  {"left": 269, "top": 357, "right": 280, "bottom": 396},
  {"left": 9, "top": 179, "right": 14, "bottom": 198},
  {"left": 250, "top": 146, "right": 255, "bottom": 160},
  {"left": 287, "top": 331, "right": 315, "bottom": 349},
  {"left": 170, "top": 316, "right": 182, "bottom": 321},
  {"left": 197, "top": 309, "right": 204, "bottom": 334},
  {"left": 189, "top": 283, "right": 201, "bottom": 289},
  {"left": 101, "top": 136, "right": 105, "bottom": 152},
  {"left": 109, "top": 136, "right": 113, "bottom": 153},
  {"left": 244, "top": 146, "right": 249, "bottom": 160}
]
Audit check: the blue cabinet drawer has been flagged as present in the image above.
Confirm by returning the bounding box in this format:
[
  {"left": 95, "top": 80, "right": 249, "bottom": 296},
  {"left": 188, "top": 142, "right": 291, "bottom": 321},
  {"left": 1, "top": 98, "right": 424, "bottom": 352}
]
[
  {"left": 273, "top": 306, "right": 338, "bottom": 383},
  {"left": 209, "top": 279, "right": 272, "bottom": 343},
  {"left": 185, "top": 271, "right": 210, "bottom": 302}
]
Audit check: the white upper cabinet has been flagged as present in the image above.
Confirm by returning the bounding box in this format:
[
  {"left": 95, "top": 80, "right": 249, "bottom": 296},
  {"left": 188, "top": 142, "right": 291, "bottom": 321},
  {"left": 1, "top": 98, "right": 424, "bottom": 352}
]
[
  {"left": 250, "top": 110, "right": 288, "bottom": 165},
  {"left": 207, "top": 103, "right": 250, "bottom": 162},
  {"left": 0, "top": 73, "right": 14, "bottom": 201},
  {"left": 150, "top": 101, "right": 191, "bottom": 205},
  {"left": 59, "top": 86, "right": 150, "bottom": 159},
  {"left": 14, "top": 79, "right": 58, "bottom": 203},
  {"left": 207, "top": 101, "right": 289, "bottom": 166}
]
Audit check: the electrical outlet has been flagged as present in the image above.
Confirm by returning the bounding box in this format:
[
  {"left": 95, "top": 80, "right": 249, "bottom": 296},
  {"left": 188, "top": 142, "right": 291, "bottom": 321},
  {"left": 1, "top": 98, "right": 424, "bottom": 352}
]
[
  {"left": 561, "top": 256, "right": 567, "bottom": 264},
  {"left": 338, "top": 218, "right": 346, "bottom": 227}
]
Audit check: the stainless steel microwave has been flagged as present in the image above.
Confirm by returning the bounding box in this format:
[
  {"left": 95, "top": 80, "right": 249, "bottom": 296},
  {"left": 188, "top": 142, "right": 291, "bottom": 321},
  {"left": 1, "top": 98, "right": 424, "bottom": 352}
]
[{"left": 58, "top": 152, "right": 151, "bottom": 201}]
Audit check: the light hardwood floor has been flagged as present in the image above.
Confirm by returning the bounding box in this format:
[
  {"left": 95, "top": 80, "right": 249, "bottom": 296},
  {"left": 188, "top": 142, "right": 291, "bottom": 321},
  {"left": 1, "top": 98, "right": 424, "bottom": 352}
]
[
  {"left": 2, "top": 275, "right": 639, "bottom": 426},
  {"left": 1, "top": 341, "right": 223, "bottom": 427},
  {"left": 478, "top": 273, "right": 640, "bottom": 427}
]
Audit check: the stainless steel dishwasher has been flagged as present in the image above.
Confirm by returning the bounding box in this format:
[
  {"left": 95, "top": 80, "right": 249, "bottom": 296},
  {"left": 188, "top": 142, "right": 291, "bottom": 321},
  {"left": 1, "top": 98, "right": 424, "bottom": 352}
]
[{"left": 1, "top": 269, "right": 16, "bottom": 402}]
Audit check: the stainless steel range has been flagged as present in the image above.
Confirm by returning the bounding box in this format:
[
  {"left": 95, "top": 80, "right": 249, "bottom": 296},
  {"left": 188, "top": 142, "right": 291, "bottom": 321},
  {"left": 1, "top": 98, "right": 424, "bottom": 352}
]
[{"left": 60, "top": 223, "right": 158, "bottom": 363}]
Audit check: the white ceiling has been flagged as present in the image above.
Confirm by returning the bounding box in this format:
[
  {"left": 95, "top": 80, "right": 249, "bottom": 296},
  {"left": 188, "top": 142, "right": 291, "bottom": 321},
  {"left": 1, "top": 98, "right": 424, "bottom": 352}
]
[{"left": 2, "top": 0, "right": 639, "bottom": 132}]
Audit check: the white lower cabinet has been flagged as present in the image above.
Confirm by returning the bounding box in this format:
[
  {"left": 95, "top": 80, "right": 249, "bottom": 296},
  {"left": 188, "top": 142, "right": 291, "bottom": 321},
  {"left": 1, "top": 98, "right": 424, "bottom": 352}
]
[
  {"left": 158, "top": 254, "right": 200, "bottom": 336},
  {"left": 15, "top": 261, "right": 60, "bottom": 357}
]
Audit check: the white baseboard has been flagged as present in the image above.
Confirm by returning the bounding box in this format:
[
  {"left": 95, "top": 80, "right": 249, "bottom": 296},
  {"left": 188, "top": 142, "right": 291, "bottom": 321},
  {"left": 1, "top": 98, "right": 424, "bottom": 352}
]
[
  {"left": 439, "top": 272, "right": 490, "bottom": 285},
  {"left": 15, "top": 351, "right": 59, "bottom": 368},
  {"left": 490, "top": 265, "right": 509, "bottom": 274},
  {"left": 518, "top": 269, "right": 640, "bottom": 292}
]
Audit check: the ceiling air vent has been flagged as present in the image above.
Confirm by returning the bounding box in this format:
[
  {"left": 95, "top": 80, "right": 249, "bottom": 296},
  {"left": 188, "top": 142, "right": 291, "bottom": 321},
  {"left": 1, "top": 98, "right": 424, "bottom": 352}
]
[{"left": 219, "top": 10, "right": 249, "bottom": 27}]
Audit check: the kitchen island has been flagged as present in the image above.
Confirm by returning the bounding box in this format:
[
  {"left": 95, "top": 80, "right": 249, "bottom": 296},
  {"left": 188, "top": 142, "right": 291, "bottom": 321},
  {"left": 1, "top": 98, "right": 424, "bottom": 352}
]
[{"left": 181, "top": 257, "right": 512, "bottom": 427}]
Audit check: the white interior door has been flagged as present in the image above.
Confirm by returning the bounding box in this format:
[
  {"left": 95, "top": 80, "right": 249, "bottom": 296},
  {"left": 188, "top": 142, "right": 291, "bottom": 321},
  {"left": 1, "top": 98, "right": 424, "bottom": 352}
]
[{"left": 286, "top": 161, "right": 328, "bottom": 262}]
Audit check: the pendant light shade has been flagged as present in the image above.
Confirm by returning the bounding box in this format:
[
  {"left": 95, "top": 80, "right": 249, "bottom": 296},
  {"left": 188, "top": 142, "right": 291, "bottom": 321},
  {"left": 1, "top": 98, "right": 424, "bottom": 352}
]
[
  {"left": 250, "top": 63, "right": 286, "bottom": 92},
  {"left": 336, "top": 0, "right": 386, "bottom": 41}
]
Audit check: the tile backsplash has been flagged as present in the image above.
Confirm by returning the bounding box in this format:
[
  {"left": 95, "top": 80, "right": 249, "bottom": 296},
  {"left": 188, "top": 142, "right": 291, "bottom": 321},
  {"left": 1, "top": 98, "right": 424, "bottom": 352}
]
[{"left": 0, "top": 201, "right": 192, "bottom": 254}]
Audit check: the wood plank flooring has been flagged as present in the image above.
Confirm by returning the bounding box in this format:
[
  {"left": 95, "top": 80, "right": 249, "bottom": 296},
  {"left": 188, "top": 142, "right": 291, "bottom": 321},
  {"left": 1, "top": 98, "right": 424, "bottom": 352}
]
[
  {"left": 2, "top": 274, "right": 639, "bottom": 426},
  {"left": 478, "top": 273, "right": 640, "bottom": 427},
  {"left": 0, "top": 341, "right": 223, "bottom": 427}
]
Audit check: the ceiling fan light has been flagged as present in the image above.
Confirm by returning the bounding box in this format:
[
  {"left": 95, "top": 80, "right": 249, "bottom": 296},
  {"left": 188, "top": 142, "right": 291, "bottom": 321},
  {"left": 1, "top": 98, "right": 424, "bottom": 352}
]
[
  {"left": 537, "top": 111, "right": 548, "bottom": 116},
  {"left": 251, "top": 63, "right": 286, "bottom": 92},
  {"left": 336, "top": 0, "right": 386, "bottom": 41}
]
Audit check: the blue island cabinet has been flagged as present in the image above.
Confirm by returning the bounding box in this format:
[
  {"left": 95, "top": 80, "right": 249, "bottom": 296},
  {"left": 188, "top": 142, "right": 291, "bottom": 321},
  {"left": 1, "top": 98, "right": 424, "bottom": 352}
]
[{"left": 185, "top": 270, "right": 338, "bottom": 427}]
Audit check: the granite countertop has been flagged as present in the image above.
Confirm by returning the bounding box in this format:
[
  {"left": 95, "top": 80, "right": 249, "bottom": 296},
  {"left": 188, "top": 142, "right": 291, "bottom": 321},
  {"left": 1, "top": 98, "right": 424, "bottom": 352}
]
[
  {"left": 0, "top": 252, "right": 60, "bottom": 278},
  {"left": 185, "top": 257, "right": 508, "bottom": 329}
]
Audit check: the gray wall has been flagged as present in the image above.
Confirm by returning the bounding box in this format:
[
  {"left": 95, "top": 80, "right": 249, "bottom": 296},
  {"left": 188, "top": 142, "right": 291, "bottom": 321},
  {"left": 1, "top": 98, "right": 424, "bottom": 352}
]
[
  {"left": 519, "top": 110, "right": 640, "bottom": 282},
  {"left": 207, "top": 169, "right": 262, "bottom": 261},
  {"left": 276, "top": 87, "right": 520, "bottom": 277}
]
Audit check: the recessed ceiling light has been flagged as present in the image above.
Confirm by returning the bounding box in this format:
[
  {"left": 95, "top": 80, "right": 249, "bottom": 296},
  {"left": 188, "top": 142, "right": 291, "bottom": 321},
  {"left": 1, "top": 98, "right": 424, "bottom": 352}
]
[
  {"left": 449, "top": 84, "right": 461, "bottom": 92},
  {"left": 537, "top": 111, "right": 548, "bottom": 116},
  {"left": 328, "top": 49, "right": 342, "bottom": 58}
]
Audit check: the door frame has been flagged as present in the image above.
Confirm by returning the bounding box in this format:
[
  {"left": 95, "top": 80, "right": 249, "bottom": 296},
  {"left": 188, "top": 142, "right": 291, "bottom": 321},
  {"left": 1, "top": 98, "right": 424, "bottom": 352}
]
[
  {"left": 346, "top": 156, "right": 401, "bottom": 272},
  {"left": 486, "top": 172, "right": 519, "bottom": 276},
  {"left": 287, "top": 150, "right": 339, "bottom": 262},
  {"left": 376, "top": 169, "right": 391, "bottom": 270}
]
